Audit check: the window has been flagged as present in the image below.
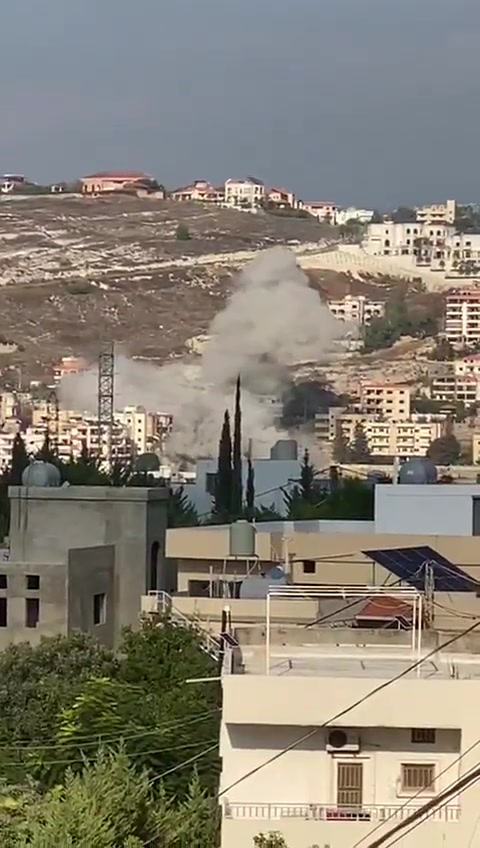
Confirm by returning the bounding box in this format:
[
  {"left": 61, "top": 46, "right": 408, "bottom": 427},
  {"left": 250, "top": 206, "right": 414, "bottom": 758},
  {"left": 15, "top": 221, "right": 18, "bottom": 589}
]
[
  {"left": 411, "top": 728, "right": 436, "bottom": 744},
  {"left": 303, "top": 560, "right": 316, "bottom": 574},
  {"left": 0, "top": 597, "right": 6, "bottom": 627},
  {"left": 337, "top": 762, "right": 363, "bottom": 808},
  {"left": 93, "top": 593, "right": 106, "bottom": 626},
  {"left": 25, "top": 598, "right": 39, "bottom": 628},
  {"left": 26, "top": 575, "right": 40, "bottom": 590},
  {"left": 149, "top": 541, "right": 159, "bottom": 592},
  {"left": 0, "top": 575, "right": 6, "bottom": 589},
  {"left": 205, "top": 472, "right": 217, "bottom": 495},
  {"left": 401, "top": 763, "right": 435, "bottom": 793}
]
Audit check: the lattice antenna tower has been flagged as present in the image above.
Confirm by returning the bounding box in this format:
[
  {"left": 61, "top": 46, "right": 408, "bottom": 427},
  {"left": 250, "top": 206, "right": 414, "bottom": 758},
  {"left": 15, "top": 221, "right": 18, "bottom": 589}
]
[
  {"left": 97, "top": 341, "right": 115, "bottom": 466},
  {"left": 46, "top": 389, "right": 60, "bottom": 456}
]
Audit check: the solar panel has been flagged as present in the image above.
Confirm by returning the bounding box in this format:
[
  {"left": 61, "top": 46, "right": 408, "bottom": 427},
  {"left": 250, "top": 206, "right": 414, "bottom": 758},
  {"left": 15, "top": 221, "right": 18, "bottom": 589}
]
[{"left": 362, "top": 545, "right": 480, "bottom": 593}]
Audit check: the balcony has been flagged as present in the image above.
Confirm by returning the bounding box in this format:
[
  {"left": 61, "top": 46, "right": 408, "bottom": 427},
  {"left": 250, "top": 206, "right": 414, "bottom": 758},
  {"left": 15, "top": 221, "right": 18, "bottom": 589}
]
[{"left": 223, "top": 802, "right": 460, "bottom": 823}]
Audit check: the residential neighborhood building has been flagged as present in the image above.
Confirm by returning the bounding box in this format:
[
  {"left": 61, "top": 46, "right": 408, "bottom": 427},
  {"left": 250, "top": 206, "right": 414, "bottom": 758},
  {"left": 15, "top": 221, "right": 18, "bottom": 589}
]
[
  {"left": 53, "top": 356, "right": 90, "bottom": 383},
  {"left": 315, "top": 408, "right": 442, "bottom": 457},
  {"left": 416, "top": 199, "right": 456, "bottom": 224},
  {"left": 360, "top": 383, "right": 411, "bottom": 420},
  {"left": 336, "top": 207, "right": 374, "bottom": 226},
  {"left": 303, "top": 201, "right": 338, "bottom": 223},
  {"left": 170, "top": 180, "right": 224, "bottom": 204},
  {"left": 431, "top": 373, "right": 480, "bottom": 406},
  {"left": 80, "top": 171, "right": 154, "bottom": 194},
  {"left": 267, "top": 187, "right": 297, "bottom": 208},
  {"left": 445, "top": 289, "right": 480, "bottom": 346},
  {"left": 363, "top": 221, "right": 480, "bottom": 275},
  {"left": 327, "top": 294, "right": 385, "bottom": 326},
  {"left": 224, "top": 177, "right": 265, "bottom": 208}
]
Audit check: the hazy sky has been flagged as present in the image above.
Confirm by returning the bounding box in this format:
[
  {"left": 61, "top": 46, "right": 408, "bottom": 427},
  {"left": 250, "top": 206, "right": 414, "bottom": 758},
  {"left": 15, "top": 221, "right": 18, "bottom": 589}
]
[{"left": 2, "top": 0, "right": 480, "bottom": 207}]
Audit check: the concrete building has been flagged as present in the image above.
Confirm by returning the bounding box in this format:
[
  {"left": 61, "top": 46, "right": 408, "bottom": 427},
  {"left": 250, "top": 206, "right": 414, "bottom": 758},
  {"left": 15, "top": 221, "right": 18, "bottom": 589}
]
[
  {"left": 336, "top": 207, "right": 374, "bottom": 226},
  {"left": 327, "top": 294, "right": 385, "bottom": 326},
  {"left": 362, "top": 221, "right": 455, "bottom": 266},
  {"left": 431, "top": 372, "right": 480, "bottom": 406},
  {"left": 170, "top": 180, "right": 224, "bottom": 204},
  {"left": 267, "top": 187, "right": 297, "bottom": 208},
  {"left": 0, "top": 484, "right": 168, "bottom": 648},
  {"left": 360, "top": 383, "right": 411, "bottom": 420},
  {"left": 303, "top": 201, "right": 338, "bottom": 223},
  {"left": 445, "top": 289, "right": 480, "bottom": 346},
  {"left": 224, "top": 177, "right": 265, "bottom": 208},
  {"left": 53, "top": 355, "right": 89, "bottom": 383},
  {"left": 315, "top": 409, "right": 441, "bottom": 457},
  {"left": 472, "top": 432, "right": 480, "bottom": 464},
  {"left": 80, "top": 171, "right": 153, "bottom": 194},
  {"left": 219, "top": 593, "right": 480, "bottom": 848},
  {"left": 374, "top": 483, "right": 480, "bottom": 535},
  {"left": 416, "top": 199, "right": 456, "bottom": 224},
  {"left": 116, "top": 405, "right": 160, "bottom": 454}
]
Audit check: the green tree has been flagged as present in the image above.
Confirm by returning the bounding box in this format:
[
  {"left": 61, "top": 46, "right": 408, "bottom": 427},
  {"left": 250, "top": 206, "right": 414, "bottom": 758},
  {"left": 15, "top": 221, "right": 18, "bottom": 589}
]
[
  {"left": 167, "top": 486, "right": 199, "bottom": 527},
  {"left": 431, "top": 337, "right": 454, "bottom": 361},
  {"left": 317, "top": 478, "right": 374, "bottom": 520},
  {"left": 349, "top": 423, "right": 372, "bottom": 463},
  {"left": 284, "top": 449, "right": 324, "bottom": 518},
  {"left": 246, "top": 456, "right": 255, "bottom": 520},
  {"left": 36, "top": 431, "right": 56, "bottom": 462},
  {"left": 254, "top": 833, "right": 289, "bottom": 848},
  {"left": 427, "top": 434, "right": 461, "bottom": 465},
  {"left": 391, "top": 206, "right": 416, "bottom": 223},
  {"left": 10, "top": 434, "right": 29, "bottom": 484},
  {"left": 214, "top": 410, "right": 232, "bottom": 519},
  {"left": 232, "top": 375, "right": 243, "bottom": 518},
  {"left": 370, "top": 210, "right": 383, "bottom": 223},
  {"left": 332, "top": 421, "right": 351, "bottom": 463},
  {"left": 175, "top": 224, "right": 191, "bottom": 241}
]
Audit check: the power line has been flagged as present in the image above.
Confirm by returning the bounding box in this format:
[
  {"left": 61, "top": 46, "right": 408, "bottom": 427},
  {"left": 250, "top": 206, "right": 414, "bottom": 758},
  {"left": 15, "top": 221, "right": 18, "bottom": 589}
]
[
  {"left": 351, "top": 734, "right": 480, "bottom": 848},
  {"left": 217, "top": 617, "right": 480, "bottom": 800},
  {"left": 149, "top": 741, "right": 219, "bottom": 785}
]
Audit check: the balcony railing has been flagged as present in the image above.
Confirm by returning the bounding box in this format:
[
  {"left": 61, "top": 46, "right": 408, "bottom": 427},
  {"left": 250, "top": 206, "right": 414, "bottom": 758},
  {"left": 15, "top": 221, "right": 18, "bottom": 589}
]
[{"left": 223, "top": 803, "right": 460, "bottom": 823}]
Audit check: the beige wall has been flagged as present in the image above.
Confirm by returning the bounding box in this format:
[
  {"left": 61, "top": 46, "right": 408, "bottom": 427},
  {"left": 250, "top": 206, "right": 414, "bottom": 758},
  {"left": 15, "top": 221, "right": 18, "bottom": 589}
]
[{"left": 67, "top": 545, "right": 115, "bottom": 647}]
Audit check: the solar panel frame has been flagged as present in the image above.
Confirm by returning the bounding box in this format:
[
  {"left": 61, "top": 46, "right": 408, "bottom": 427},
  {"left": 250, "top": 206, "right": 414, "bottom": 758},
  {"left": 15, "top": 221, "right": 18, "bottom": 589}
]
[{"left": 362, "top": 545, "right": 480, "bottom": 593}]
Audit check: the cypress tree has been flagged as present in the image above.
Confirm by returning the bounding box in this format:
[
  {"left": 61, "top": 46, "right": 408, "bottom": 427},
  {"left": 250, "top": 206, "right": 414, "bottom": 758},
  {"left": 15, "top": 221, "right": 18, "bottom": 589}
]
[
  {"left": 232, "top": 375, "right": 243, "bottom": 517},
  {"left": 246, "top": 456, "right": 255, "bottom": 520},
  {"left": 11, "top": 433, "right": 29, "bottom": 485},
  {"left": 214, "top": 410, "right": 232, "bottom": 517}
]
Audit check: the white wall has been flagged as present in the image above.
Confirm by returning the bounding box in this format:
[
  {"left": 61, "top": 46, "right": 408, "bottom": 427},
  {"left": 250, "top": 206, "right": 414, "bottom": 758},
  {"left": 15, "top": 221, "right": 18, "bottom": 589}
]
[{"left": 375, "top": 485, "right": 480, "bottom": 535}]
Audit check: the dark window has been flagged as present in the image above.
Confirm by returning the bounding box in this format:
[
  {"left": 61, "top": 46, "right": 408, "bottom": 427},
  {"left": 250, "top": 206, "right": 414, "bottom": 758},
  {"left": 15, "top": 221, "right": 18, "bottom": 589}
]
[
  {"left": 149, "top": 541, "right": 159, "bottom": 592},
  {"left": 0, "top": 575, "right": 6, "bottom": 589},
  {"left": 337, "top": 762, "right": 363, "bottom": 808},
  {"left": 26, "top": 575, "right": 40, "bottom": 590},
  {"left": 93, "top": 593, "right": 106, "bottom": 626},
  {"left": 303, "top": 560, "right": 316, "bottom": 574},
  {"left": 0, "top": 597, "right": 6, "bottom": 627},
  {"left": 205, "top": 472, "right": 217, "bottom": 495},
  {"left": 25, "top": 598, "right": 39, "bottom": 628},
  {"left": 411, "top": 728, "right": 436, "bottom": 744}
]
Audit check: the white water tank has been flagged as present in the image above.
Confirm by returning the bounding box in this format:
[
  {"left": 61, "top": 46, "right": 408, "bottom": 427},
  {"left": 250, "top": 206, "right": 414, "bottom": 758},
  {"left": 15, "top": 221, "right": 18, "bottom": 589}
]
[{"left": 229, "top": 520, "right": 256, "bottom": 557}]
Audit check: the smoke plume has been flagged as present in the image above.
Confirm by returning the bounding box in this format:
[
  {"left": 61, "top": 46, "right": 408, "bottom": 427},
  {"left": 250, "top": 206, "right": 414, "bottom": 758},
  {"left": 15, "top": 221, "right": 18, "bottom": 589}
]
[{"left": 59, "top": 247, "right": 345, "bottom": 460}]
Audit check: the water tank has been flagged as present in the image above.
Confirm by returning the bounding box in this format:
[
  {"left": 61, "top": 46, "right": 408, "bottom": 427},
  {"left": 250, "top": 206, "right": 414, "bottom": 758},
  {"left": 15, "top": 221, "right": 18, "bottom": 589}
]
[
  {"left": 229, "top": 520, "right": 256, "bottom": 557},
  {"left": 270, "top": 439, "right": 298, "bottom": 460},
  {"left": 22, "top": 461, "right": 61, "bottom": 487},
  {"left": 398, "top": 457, "right": 437, "bottom": 485},
  {"left": 239, "top": 565, "right": 288, "bottom": 599}
]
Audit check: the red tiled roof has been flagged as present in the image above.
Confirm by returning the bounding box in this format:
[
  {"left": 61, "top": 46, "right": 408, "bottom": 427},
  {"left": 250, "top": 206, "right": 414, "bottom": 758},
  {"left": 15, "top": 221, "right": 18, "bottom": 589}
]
[
  {"left": 357, "top": 597, "right": 413, "bottom": 621},
  {"left": 82, "top": 171, "right": 150, "bottom": 180}
]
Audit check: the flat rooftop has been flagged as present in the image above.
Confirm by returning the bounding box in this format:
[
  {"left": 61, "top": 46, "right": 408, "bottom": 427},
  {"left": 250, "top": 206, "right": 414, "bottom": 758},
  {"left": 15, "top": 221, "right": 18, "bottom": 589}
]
[{"left": 240, "top": 645, "right": 480, "bottom": 680}]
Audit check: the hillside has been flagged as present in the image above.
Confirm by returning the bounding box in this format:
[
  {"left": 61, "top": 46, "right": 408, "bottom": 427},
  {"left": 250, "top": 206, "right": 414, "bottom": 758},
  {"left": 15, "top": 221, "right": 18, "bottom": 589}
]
[{"left": 0, "top": 195, "right": 334, "bottom": 376}]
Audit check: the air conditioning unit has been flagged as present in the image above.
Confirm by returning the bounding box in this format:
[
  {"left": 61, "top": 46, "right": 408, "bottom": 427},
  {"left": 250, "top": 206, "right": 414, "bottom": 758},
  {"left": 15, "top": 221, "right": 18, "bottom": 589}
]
[{"left": 326, "top": 729, "right": 360, "bottom": 753}]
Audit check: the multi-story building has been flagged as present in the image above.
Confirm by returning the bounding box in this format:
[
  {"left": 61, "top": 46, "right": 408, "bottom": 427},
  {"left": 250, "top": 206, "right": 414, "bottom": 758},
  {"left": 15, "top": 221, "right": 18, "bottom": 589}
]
[
  {"left": 80, "top": 171, "right": 154, "bottom": 195},
  {"left": 445, "top": 289, "right": 480, "bottom": 346},
  {"left": 303, "top": 201, "right": 338, "bottom": 223},
  {"left": 224, "top": 177, "right": 265, "bottom": 208},
  {"left": 416, "top": 199, "right": 456, "bottom": 224},
  {"left": 53, "top": 356, "right": 89, "bottom": 383},
  {"left": 327, "top": 295, "right": 385, "bottom": 326},
  {"left": 267, "top": 187, "right": 297, "bottom": 208},
  {"left": 360, "top": 383, "right": 411, "bottom": 420},
  {"left": 362, "top": 222, "right": 455, "bottom": 265},
  {"left": 315, "top": 409, "right": 442, "bottom": 458},
  {"left": 454, "top": 354, "right": 480, "bottom": 377},
  {"left": 170, "top": 180, "right": 224, "bottom": 204},
  {"left": 219, "top": 585, "right": 480, "bottom": 848},
  {"left": 116, "top": 405, "right": 165, "bottom": 455},
  {"left": 336, "top": 207, "right": 374, "bottom": 226}
]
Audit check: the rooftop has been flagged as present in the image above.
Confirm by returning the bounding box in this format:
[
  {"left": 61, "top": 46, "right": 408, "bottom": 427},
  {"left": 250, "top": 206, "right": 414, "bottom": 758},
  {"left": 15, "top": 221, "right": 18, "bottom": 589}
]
[{"left": 82, "top": 171, "right": 150, "bottom": 180}]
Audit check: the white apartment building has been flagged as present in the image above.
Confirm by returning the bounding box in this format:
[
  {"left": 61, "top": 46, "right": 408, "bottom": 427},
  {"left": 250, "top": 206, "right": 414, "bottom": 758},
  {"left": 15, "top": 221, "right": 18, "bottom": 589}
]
[
  {"left": 363, "top": 222, "right": 455, "bottom": 264},
  {"left": 360, "top": 383, "right": 411, "bottom": 420},
  {"left": 336, "top": 207, "right": 374, "bottom": 226},
  {"left": 116, "top": 405, "right": 162, "bottom": 455},
  {"left": 416, "top": 199, "right": 456, "bottom": 224},
  {"left": 454, "top": 354, "right": 480, "bottom": 377},
  {"left": 220, "top": 587, "right": 480, "bottom": 848},
  {"left": 327, "top": 295, "right": 385, "bottom": 326},
  {"left": 224, "top": 178, "right": 265, "bottom": 208},
  {"left": 431, "top": 374, "right": 480, "bottom": 406},
  {"left": 170, "top": 180, "right": 224, "bottom": 204},
  {"left": 267, "top": 187, "right": 297, "bottom": 208},
  {"left": 445, "top": 289, "right": 480, "bottom": 346},
  {"left": 303, "top": 201, "right": 338, "bottom": 223},
  {"left": 316, "top": 409, "right": 441, "bottom": 457}
]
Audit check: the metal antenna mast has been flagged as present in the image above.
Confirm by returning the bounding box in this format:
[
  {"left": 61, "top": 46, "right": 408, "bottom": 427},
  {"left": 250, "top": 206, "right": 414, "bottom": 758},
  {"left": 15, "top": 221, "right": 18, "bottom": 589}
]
[{"left": 97, "top": 341, "right": 115, "bottom": 467}]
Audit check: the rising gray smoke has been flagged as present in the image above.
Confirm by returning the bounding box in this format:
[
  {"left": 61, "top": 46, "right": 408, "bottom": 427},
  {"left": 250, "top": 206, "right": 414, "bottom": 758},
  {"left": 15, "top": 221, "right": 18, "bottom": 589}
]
[{"left": 59, "top": 247, "right": 345, "bottom": 460}]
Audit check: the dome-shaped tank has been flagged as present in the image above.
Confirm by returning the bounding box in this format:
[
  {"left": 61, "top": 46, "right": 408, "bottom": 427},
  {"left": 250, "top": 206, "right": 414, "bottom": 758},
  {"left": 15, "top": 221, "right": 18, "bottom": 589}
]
[
  {"left": 135, "top": 452, "right": 160, "bottom": 473},
  {"left": 239, "top": 565, "right": 288, "bottom": 600},
  {"left": 398, "top": 457, "right": 437, "bottom": 484},
  {"left": 270, "top": 439, "right": 298, "bottom": 460},
  {"left": 229, "top": 520, "right": 256, "bottom": 557},
  {"left": 22, "top": 461, "right": 61, "bottom": 487}
]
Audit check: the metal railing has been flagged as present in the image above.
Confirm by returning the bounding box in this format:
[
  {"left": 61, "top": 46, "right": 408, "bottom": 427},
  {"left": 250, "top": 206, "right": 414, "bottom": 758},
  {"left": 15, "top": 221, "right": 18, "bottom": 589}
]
[
  {"left": 223, "top": 802, "right": 461, "bottom": 823},
  {"left": 146, "top": 591, "right": 222, "bottom": 661}
]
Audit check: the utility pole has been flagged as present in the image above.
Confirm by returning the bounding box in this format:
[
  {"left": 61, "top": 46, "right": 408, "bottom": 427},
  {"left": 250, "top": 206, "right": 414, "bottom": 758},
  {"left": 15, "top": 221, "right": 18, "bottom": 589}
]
[{"left": 97, "top": 341, "right": 115, "bottom": 468}]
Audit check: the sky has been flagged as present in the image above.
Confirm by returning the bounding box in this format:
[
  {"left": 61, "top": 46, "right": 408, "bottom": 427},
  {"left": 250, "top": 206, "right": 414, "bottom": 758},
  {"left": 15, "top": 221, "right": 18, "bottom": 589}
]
[{"left": 1, "top": 0, "right": 480, "bottom": 208}]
